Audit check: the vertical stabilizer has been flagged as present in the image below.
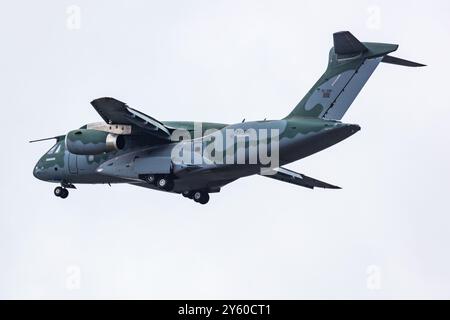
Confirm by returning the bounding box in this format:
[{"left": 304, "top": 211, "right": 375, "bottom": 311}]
[{"left": 285, "top": 31, "right": 424, "bottom": 121}]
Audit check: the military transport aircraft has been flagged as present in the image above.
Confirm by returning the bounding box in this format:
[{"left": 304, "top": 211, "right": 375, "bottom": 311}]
[{"left": 32, "top": 31, "right": 424, "bottom": 204}]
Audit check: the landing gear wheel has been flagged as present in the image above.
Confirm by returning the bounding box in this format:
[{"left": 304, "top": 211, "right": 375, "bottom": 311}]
[
  {"left": 54, "top": 186, "right": 64, "bottom": 197},
  {"left": 193, "top": 191, "right": 209, "bottom": 204},
  {"left": 182, "top": 191, "right": 194, "bottom": 199},
  {"left": 199, "top": 193, "right": 209, "bottom": 204},
  {"left": 156, "top": 176, "right": 174, "bottom": 191},
  {"left": 144, "top": 175, "right": 155, "bottom": 184},
  {"left": 54, "top": 186, "right": 69, "bottom": 199},
  {"left": 60, "top": 189, "right": 69, "bottom": 199}
]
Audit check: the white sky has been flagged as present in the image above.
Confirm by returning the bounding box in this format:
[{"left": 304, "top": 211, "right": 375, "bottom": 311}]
[{"left": 1, "top": 0, "right": 449, "bottom": 299}]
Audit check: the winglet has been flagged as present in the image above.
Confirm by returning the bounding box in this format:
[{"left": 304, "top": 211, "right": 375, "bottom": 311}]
[{"left": 382, "top": 55, "right": 426, "bottom": 67}]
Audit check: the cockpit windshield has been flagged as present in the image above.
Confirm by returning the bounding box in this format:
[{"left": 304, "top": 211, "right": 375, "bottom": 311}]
[{"left": 46, "top": 142, "right": 62, "bottom": 155}]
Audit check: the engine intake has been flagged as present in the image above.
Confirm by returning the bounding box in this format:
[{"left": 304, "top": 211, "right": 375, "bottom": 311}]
[{"left": 67, "top": 129, "right": 125, "bottom": 155}]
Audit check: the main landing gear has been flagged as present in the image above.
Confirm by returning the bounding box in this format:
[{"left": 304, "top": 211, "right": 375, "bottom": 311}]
[
  {"left": 182, "top": 190, "right": 210, "bottom": 205},
  {"left": 141, "top": 175, "right": 210, "bottom": 204},
  {"left": 156, "top": 176, "right": 174, "bottom": 191},
  {"left": 142, "top": 174, "right": 174, "bottom": 191}
]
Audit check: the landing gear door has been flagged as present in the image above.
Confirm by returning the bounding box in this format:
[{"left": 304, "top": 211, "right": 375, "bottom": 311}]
[{"left": 68, "top": 154, "right": 78, "bottom": 174}]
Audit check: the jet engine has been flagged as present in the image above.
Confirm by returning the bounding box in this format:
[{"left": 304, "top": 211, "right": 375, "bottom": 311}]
[{"left": 66, "top": 129, "right": 125, "bottom": 155}]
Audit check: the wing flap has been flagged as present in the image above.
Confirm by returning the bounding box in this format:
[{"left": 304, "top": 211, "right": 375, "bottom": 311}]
[{"left": 261, "top": 167, "right": 341, "bottom": 190}]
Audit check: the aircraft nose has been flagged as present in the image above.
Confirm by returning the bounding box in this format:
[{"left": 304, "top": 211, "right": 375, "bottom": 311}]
[
  {"left": 33, "top": 164, "right": 42, "bottom": 180},
  {"left": 33, "top": 160, "right": 46, "bottom": 181}
]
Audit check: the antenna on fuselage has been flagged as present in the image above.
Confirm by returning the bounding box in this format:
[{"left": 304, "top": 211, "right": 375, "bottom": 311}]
[{"left": 29, "top": 135, "right": 65, "bottom": 143}]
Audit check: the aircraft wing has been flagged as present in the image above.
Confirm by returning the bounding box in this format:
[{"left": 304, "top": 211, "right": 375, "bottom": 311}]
[
  {"left": 91, "top": 97, "right": 172, "bottom": 139},
  {"left": 261, "top": 167, "right": 341, "bottom": 190}
]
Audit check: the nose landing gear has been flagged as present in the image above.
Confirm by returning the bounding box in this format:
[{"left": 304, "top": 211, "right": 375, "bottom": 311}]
[
  {"left": 54, "top": 186, "right": 69, "bottom": 199},
  {"left": 54, "top": 182, "right": 75, "bottom": 199}
]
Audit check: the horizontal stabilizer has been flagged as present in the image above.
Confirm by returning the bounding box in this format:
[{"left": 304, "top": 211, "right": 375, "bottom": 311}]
[
  {"left": 382, "top": 55, "right": 426, "bottom": 67},
  {"left": 333, "top": 31, "right": 368, "bottom": 56},
  {"left": 260, "top": 167, "right": 341, "bottom": 190}
]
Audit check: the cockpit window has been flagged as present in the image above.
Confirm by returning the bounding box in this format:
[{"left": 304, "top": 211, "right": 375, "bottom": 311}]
[{"left": 47, "top": 143, "right": 59, "bottom": 155}]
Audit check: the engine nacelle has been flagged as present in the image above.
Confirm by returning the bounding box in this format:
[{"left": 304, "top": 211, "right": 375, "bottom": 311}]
[{"left": 66, "top": 129, "right": 125, "bottom": 155}]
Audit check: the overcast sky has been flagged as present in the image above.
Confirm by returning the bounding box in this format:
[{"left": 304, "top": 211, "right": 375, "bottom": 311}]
[{"left": 1, "top": 0, "right": 449, "bottom": 299}]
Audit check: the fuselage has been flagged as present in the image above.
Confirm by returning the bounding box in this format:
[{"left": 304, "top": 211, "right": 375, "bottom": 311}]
[{"left": 33, "top": 118, "right": 360, "bottom": 193}]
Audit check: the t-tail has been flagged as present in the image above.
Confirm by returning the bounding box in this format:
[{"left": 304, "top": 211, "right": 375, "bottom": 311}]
[{"left": 285, "top": 31, "right": 425, "bottom": 120}]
